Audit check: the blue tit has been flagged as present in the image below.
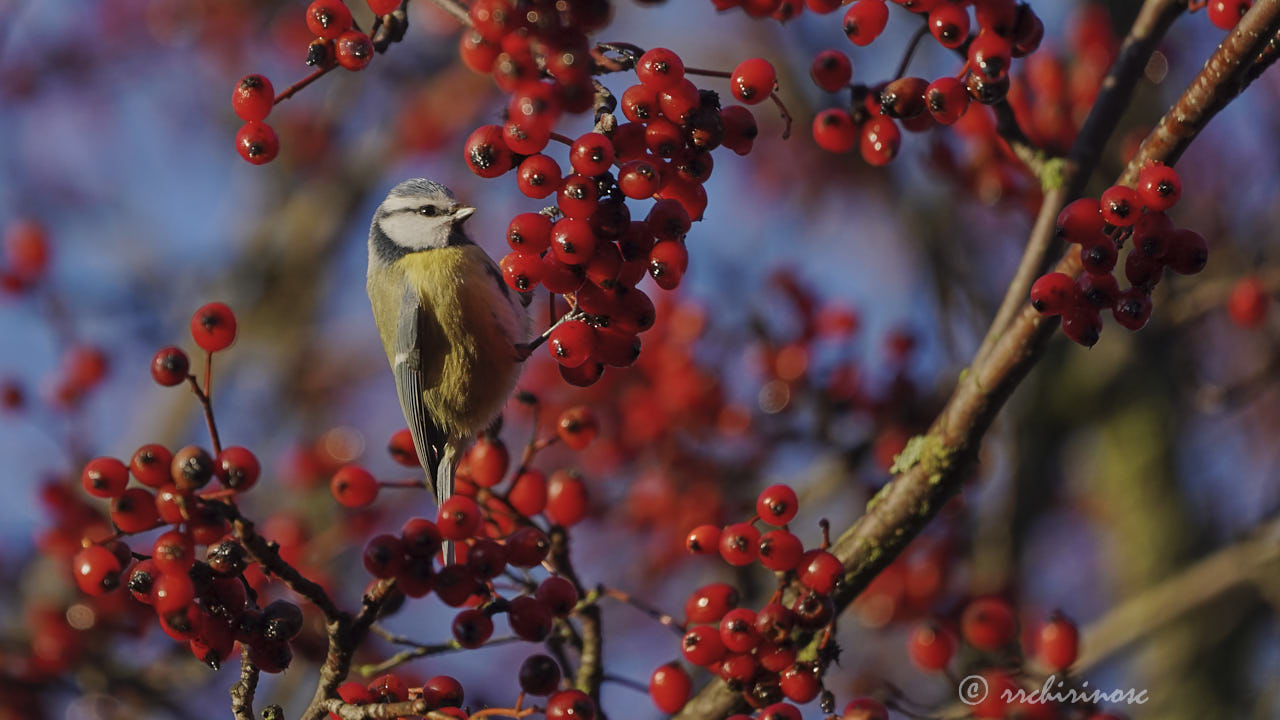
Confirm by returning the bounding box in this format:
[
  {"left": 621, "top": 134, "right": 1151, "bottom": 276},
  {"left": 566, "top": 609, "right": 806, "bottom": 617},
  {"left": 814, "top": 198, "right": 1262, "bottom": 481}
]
[{"left": 366, "top": 178, "right": 530, "bottom": 560}]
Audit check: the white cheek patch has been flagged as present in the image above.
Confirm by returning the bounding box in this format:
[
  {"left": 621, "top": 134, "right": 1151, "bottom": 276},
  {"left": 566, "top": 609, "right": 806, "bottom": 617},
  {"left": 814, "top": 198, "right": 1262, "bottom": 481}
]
[{"left": 381, "top": 213, "right": 450, "bottom": 251}]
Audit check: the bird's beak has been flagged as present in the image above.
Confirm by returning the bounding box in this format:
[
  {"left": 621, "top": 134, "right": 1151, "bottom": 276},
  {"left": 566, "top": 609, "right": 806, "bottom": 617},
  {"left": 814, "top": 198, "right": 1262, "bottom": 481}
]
[{"left": 453, "top": 206, "right": 476, "bottom": 223}]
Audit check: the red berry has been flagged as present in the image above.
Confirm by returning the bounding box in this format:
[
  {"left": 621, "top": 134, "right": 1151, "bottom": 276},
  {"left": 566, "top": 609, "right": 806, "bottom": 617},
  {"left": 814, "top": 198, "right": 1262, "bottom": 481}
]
[
  {"left": 335, "top": 30, "right": 373, "bottom": 71},
  {"left": 152, "top": 529, "right": 195, "bottom": 575},
  {"left": 730, "top": 58, "right": 776, "bottom": 105},
  {"left": 961, "top": 596, "right": 1018, "bottom": 651},
  {"left": 546, "top": 469, "right": 589, "bottom": 526},
  {"left": 1100, "top": 185, "right": 1143, "bottom": 226},
  {"left": 1228, "top": 275, "right": 1269, "bottom": 328},
  {"left": 756, "top": 484, "right": 798, "bottom": 525},
  {"left": 1208, "top": 0, "right": 1252, "bottom": 30},
  {"left": 504, "top": 526, "right": 550, "bottom": 567},
  {"left": 719, "top": 608, "right": 760, "bottom": 652},
  {"left": 232, "top": 75, "right": 274, "bottom": 122},
  {"left": 779, "top": 662, "right": 820, "bottom": 703},
  {"left": 618, "top": 160, "right": 663, "bottom": 199},
  {"left": 503, "top": 117, "right": 551, "bottom": 156},
  {"left": 810, "top": 50, "right": 853, "bottom": 92},
  {"left": 1166, "top": 228, "right": 1208, "bottom": 275},
  {"left": 843, "top": 698, "right": 889, "bottom": 720},
  {"left": 925, "top": 76, "right": 970, "bottom": 124},
  {"left": 681, "top": 624, "right": 727, "bottom": 666},
  {"left": 1061, "top": 305, "right": 1103, "bottom": 347},
  {"left": 649, "top": 663, "right": 692, "bottom": 714},
  {"left": 1056, "top": 198, "right": 1105, "bottom": 242},
  {"left": 860, "top": 116, "right": 900, "bottom": 166},
  {"left": 556, "top": 406, "right": 599, "bottom": 450},
  {"left": 400, "top": 517, "right": 443, "bottom": 559},
  {"left": 1030, "top": 272, "right": 1074, "bottom": 315},
  {"left": 1081, "top": 239, "right": 1118, "bottom": 275},
  {"left": 1076, "top": 272, "right": 1120, "bottom": 310},
  {"left": 758, "top": 529, "right": 804, "bottom": 572},
  {"left": 797, "top": 549, "right": 842, "bottom": 595},
  {"left": 812, "top": 109, "right": 857, "bottom": 153},
  {"left": 968, "top": 30, "right": 1012, "bottom": 80},
  {"left": 759, "top": 702, "right": 803, "bottom": 720},
  {"left": 929, "top": 3, "right": 971, "bottom": 48},
  {"left": 637, "top": 48, "right": 685, "bottom": 90},
  {"left": 367, "top": 0, "right": 400, "bottom": 14},
  {"left": 1136, "top": 162, "right": 1182, "bottom": 211},
  {"left": 720, "top": 105, "right": 759, "bottom": 155},
  {"left": 305, "top": 0, "right": 352, "bottom": 40},
  {"left": 464, "top": 125, "right": 513, "bottom": 179},
  {"left": 191, "top": 302, "right": 237, "bottom": 352},
  {"left": 686, "top": 524, "right": 722, "bottom": 555},
  {"left": 150, "top": 346, "right": 190, "bottom": 386},
  {"left": 569, "top": 133, "right": 615, "bottom": 176},
  {"left": 550, "top": 218, "right": 597, "bottom": 265},
  {"left": 111, "top": 488, "right": 159, "bottom": 534},
  {"left": 509, "top": 469, "right": 548, "bottom": 516},
  {"left": 387, "top": 428, "right": 419, "bottom": 467},
  {"left": 685, "top": 582, "right": 739, "bottom": 624},
  {"left": 363, "top": 534, "right": 405, "bottom": 578},
  {"left": 73, "top": 545, "right": 122, "bottom": 596},
  {"left": 438, "top": 495, "right": 482, "bottom": 539},
  {"left": 844, "top": 0, "right": 890, "bottom": 46},
  {"left": 1113, "top": 288, "right": 1154, "bottom": 331},
  {"left": 519, "top": 655, "right": 561, "bottom": 696},
  {"left": 452, "top": 608, "right": 494, "bottom": 648},
  {"left": 1036, "top": 611, "right": 1079, "bottom": 671},
  {"left": 1124, "top": 248, "right": 1163, "bottom": 291},
  {"left": 215, "top": 446, "right": 259, "bottom": 491},
  {"left": 548, "top": 320, "right": 597, "bottom": 368},
  {"left": 507, "top": 212, "right": 553, "bottom": 253},
  {"left": 235, "top": 121, "right": 279, "bottom": 165},
  {"left": 659, "top": 79, "right": 701, "bottom": 122},
  {"left": 509, "top": 595, "right": 554, "bottom": 641},
  {"left": 466, "top": 437, "right": 508, "bottom": 488},
  {"left": 718, "top": 522, "right": 760, "bottom": 566},
  {"left": 517, "top": 154, "right": 562, "bottom": 199},
  {"left": 82, "top": 456, "right": 129, "bottom": 498},
  {"left": 546, "top": 689, "right": 596, "bottom": 720},
  {"left": 536, "top": 576, "right": 579, "bottom": 616},
  {"left": 907, "top": 621, "right": 954, "bottom": 671},
  {"left": 557, "top": 173, "right": 599, "bottom": 219},
  {"left": 331, "top": 465, "right": 378, "bottom": 508}
]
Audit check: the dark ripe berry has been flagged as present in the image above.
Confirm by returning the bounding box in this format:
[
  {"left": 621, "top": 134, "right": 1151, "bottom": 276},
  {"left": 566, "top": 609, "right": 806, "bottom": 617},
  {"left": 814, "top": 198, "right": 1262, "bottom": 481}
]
[
  {"left": 397, "top": 554, "right": 438, "bottom": 597},
  {"left": 171, "top": 445, "right": 214, "bottom": 491},
  {"left": 718, "top": 522, "right": 760, "bottom": 566},
  {"left": 1113, "top": 288, "right": 1154, "bottom": 331},
  {"left": 1056, "top": 198, "right": 1105, "bottom": 242},
  {"left": 843, "top": 698, "right": 890, "bottom": 720},
  {"left": 1037, "top": 611, "right": 1079, "bottom": 671},
  {"left": 236, "top": 121, "right": 279, "bottom": 165},
  {"left": 330, "top": 464, "right": 378, "bottom": 508},
  {"left": 655, "top": 179, "right": 708, "bottom": 223},
  {"left": 363, "top": 534, "right": 405, "bottom": 578},
  {"left": 399, "top": 518, "right": 443, "bottom": 561},
  {"left": 438, "top": 495, "right": 482, "bottom": 540},
  {"left": 214, "top": 446, "right": 259, "bottom": 491},
  {"left": 520, "top": 654, "right": 562, "bottom": 696},
  {"left": 464, "top": 538, "right": 507, "bottom": 579},
  {"left": 153, "top": 529, "right": 195, "bottom": 575},
  {"left": 550, "top": 218, "right": 597, "bottom": 266},
  {"left": 637, "top": 47, "right": 685, "bottom": 90},
  {"left": 1100, "top": 185, "right": 1143, "bottom": 226},
  {"left": 746, "top": 679, "right": 784, "bottom": 710},
  {"left": 306, "top": 38, "right": 337, "bottom": 69},
  {"left": 335, "top": 30, "right": 373, "bottom": 71},
  {"left": 647, "top": 199, "right": 692, "bottom": 242},
  {"left": 423, "top": 675, "right": 465, "bottom": 710},
  {"left": 681, "top": 625, "right": 727, "bottom": 666},
  {"left": 907, "top": 621, "right": 954, "bottom": 671},
  {"left": 547, "top": 469, "right": 589, "bottom": 526},
  {"left": 206, "top": 538, "right": 247, "bottom": 576},
  {"left": 507, "top": 212, "right": 553, "bottom": 254},
  {"left": 720, "top": 105, "right": 758, "bottom": 156},
  {"left": 150, "top": 346, "right": 189, "bottom": 387},
  {"left": 810, "top": 49, "right": 853, "bottom": 92},
  {"left": 1030, "top": 272, "right": 1074, "bottom": 315},
  {"left": 1011, "top": 4, "right": 1044, "bottom": 56},
  {"left": 504, "top": 526, "right": 550, "bottom": 567},
  {"left": 548, "top": 320, "right": 597, "bottom": 369},
  {"left": 730, "top": 58, "right": 776, "bottom": 105},
  {"left": 1124, "top": 249, "right": 1164, "bottom": 292},
  {"left": 305, "top": 0, "right": 353, "bottom": 40},
  {"left": 961, "top": 596, "right": 1017, "bottom": 651},
  {"left": 191, "top": 302, "right": 237, "bottom": 352},
  {"left": 756, "top": 484, "right": 798, "bottom": 525},
  {"left": 509, "top": 595, "right": 554, "bottom": 641},
  {"left": 791, "top": 591, "right": 833, "bottom": 628},
  {"left": 860, "top": 116, "right": 901, "bottom": 167},
  {"left": 469, "top": 0, "right": 518, "bottom": 41},
  {"left": 659, "top": 79, "right": 702, "bottom": 123},
  {"left": 262, "top": 599, "right": 304, "bottom": 641},
  {"left": 925, "top": 76, "right": 970, "bottom": 125},
  {"left": 452, "top": 608, "right": 494, "bottom": 648},
  {"left": 797, "top": 549, "right": 843, "bottom": 595},
  {"left": 1076, "top": 272, "right": 1120, "bottom": 310},
  {"left": 231, "top": 75, "right": 274, "bottom": 123},
  {"left": 73, "top": 545, "right": 122, "bottom": 596},
  {"left": 929, "top": 3, "right": 970, "bottom": 48},
  {"left": 1061, "top": 306, "right": 1103, "bottom": 347},
  {"left": 248, "top": 639, "right": 292, "bottom": 674},
  {"left": 779, "top": 662, "right": 821, "bottom": 704},
  {"left": 844, "top": 0, "right": 890, "bottom": 46},
  {"left": 812, "top": 109, "right": 857, "bottom": 153},
  {"left": 464, "top": 125, "right": 513, "bottom": 179},
  {"left": 1133, "top": 210, "right": 1175, "bottom": 259},
  {"left": 501, "top": 251, "right": 544, "bottom": 293},
  {"left": 536, "top": 576, "right": 579, "bottom": 616},
  {"left": 880, "top": 76, "right": 928, "bottom": 119},
  {"left": 557, "top": 173, "right": 599, "bottom": 219},
  {"left": 1208, "top": 0, "right": 1253, "bottom": 31},
  {"left": 1228, "top": 275, "right": 1269, "bottom": 328},
  {"left": 650, "top": 664, "right": 693, "bottom": 712},
  {"left": 433, "top": 564, "right": 479, "bottom": 607},
  {"left": 719, "top": 608, "right": 760, "bottom": 653},
  {"left": 1136, "top": 162, "right": 1182, "bottom": 211},
  {"left": 618, "top": 160, "right": 662, "bottom": 199},
  {"left": 111, "top": 487, "right": 159, "bottom": 533},
  {"left": 964, "top": 69, "right": 1010, "bottom": 104},
  {"left": 673, "top": 151, "right": 714, "bottom": 185},
  {"left": 1166, "top": 228, "right": 1208, "bottom": 275},
  {"left": 82, "top": 456, "right": 129, "bottom": 498},
  {"left": 508, "top": 469, "right": 548, "bottom": 516},
  {"left": 685, "top": 582, "right": 739, "bottom": 624},
  {"left": 686, "top": 524, "right": 722, "bottom": 555}
]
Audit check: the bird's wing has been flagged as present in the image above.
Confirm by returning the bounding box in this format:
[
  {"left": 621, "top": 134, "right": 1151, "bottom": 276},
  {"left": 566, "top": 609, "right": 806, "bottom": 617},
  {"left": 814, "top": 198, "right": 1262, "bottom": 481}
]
[{"left": 393, "top": 284, "right": 448, "bottom": 496}]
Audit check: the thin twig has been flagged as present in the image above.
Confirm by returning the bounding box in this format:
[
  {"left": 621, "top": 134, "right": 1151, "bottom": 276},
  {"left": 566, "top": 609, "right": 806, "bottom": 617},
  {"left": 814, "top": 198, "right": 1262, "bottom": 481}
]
[
  {"left": 186, "top": 374, "right": 223, "bottom": 456},
  {"left": 356, "top": 634, "right": 522, "bottom": 677},
  {"left": 428, "top": 0, "right": 471, "bottom": 26},
  {"left": 230, "top": 645, "right": 260, "bottom": 720},
  {"left": 893, "top": 25, "right": 930, "bottom": 80},
  {"left": 218, "top": 502, "right": 341, "bottom": 618},
  {"left": 598, "top": 586, "right": 686, "bottom": 634}
]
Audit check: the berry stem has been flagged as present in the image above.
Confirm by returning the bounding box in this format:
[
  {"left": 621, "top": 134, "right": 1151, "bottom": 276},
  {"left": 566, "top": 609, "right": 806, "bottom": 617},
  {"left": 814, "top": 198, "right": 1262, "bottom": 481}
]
[
  {"left": 597, "top": 585, "right": 687, "bottom": 634},
  {"left": 274, "top": 67, "right": 333, "bottom": 106},
  {"left": 229, "top": 645, "right": 261, "bottom": 720},
  {"left": 356, "top": 632, "right": 521, "bottom": 676},
  {"left": 427, "top": 0, "right": 472, "bottom": 27},
  {"left": 186, "top": 373, "right": 223, "bottom": 456},
  {"left": 684, "top": 66, "right": 794, "bottom": 139},
  {"left": 892, "top": 24, "right": 930, "bottom": 81}
]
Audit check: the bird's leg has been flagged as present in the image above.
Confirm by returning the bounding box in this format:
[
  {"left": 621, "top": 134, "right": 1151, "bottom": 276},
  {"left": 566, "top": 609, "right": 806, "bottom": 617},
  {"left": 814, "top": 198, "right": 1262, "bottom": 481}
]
[{"left": 437, "top": 443, "right": 457, "bottom": 565}]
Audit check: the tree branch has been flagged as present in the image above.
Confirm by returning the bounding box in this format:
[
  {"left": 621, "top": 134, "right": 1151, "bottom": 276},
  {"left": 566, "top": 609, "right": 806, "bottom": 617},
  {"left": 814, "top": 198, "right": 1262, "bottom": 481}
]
[
  {"left": 429, "top": 0, "right": 471, "bottom": 26},
  {"left": 300, "top": 579, "right": 400, "bottom": 720},
  {"left": 219, "top": 502, "right": 342, "bottom": 619},
  {"left": 230, "top": 645, "right": 260, "bottom": 720}
]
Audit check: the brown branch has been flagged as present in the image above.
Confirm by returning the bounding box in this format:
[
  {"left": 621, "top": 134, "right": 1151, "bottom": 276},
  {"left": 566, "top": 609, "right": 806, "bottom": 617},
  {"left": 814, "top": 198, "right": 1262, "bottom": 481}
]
[
  {"left": 673, "top": 1, "right": 1280, "bottom": 717},
  {"left": 220, "top": 503, "right": 341, "bottom": 619},
  {"left": 187, "top": 374, "right": 223, "bottom": 456},
  {"left": 321, "top": 698, "right": 428, "bottom": 720},
  {"left": 230, "top": 645, "right": 260, "bottom": 720},
  {"left": 547, "top": 528, "right": 604, "bottom": 709},
  {"left": 300, "top": 579, "right": 399, "bottom": 720}
]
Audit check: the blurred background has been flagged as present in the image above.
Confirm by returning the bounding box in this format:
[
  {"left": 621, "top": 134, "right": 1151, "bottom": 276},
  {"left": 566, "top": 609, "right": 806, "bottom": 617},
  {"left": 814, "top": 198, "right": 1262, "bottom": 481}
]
[{"left": 1, "top": 0, "right": 1279, "bottom": 718}]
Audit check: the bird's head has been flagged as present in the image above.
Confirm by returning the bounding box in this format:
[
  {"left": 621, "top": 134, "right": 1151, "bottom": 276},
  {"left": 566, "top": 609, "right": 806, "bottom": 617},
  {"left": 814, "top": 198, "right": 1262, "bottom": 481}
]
[{"left": 368, "top": 178, "right": 477, "bottom": 266}]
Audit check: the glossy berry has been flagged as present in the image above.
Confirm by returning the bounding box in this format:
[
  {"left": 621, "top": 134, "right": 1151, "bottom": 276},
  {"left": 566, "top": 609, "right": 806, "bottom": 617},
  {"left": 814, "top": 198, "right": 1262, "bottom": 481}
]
[
  {"left": 1136, "top": 162, "right": 1182, "bottom": 211},
  {"left": 438, "top": 495, "right": 482, "bottom": 539},
  {"left": 759, "top": 702, "right": 803, "bottom": 720},
  {"left": 1030, "top": 272, "right": 1074, "bottom": 315},
  {"left": 756, "top": 484, "right": 798, "bottom": 525},
  {"left": 968, "top": 30, "right": 1012, "bottom": 80},
  {"left": 73, "top": 545, "right": 122, "bottom": 596},
  {"left": 718, "top": 522, "right": 761, "bottom": 566},
  {"left": 649, "top": 663, "right": 692, "bottom": 714},
  {"left": 929, "top": 3, "right": 970, "bottom": 48},
  {"left": 812, "top": 109, "right": 857, "bottom": 153},
  {"left": 1100, "top": 185, "right": 1142, "bottom": 227},
  {"left": 215, "top": 446, "right": 259, "bottom": 491},
  {"left": 925, "top": 76, "right": 970, "bottom": 125},
  {"left": 367, "top": 0, "right": 400, "bottom": 15},
  {"left": 719, "top": 608, "right": 760, "bottom": 652},
  {"left": 797, "top": 549, "right": 842, "bottom": 595},
  {"left": 686, "top": 524, "right": 722, "bottom": 554},
  {"left": 516, "top": 154, "right": 562, "bottom": 199},
  {"left": 844, "top": 0, "right": 890, "bottom": 46},
  {"left": 907, "top": 621, "right": 954, "bottom": 671},
  {"left": 1037, "top": 612, "right": 1079, "bottom": 671},
  {"left": 618, "top": 160, "right": 662, "bottom": 199},
  {"left": 557, "top": 174, "right": 599, "bottom": 219},
  {"left": 305, "top": 0, "right": 353, "bottom": 40},
  {"left": 519, "top": 655, "right": 562, "bottom": 696},
  {"left": 509, "top": 595, "right": 554, "bottom": 641},
  {"left": 464, "top": 125, "right": 513, "bottom": 179},
  {"left": 421, "top": 675, "right": 464, "bottom": 710},
  {"left": 1227, "top": 275, "right": 1269, "bottom": 328},
  {"left": 570, "top": 133, "right": 615, "bottom": 176},
  {"left": 505, "top": 526, "right": 550, "bottom": 567},
  {"left": 150, "top": 570, "right": 195, "bottom": 614},
  {"left": 1113, "top": 288, "right": 1153, "bottom": 331},
  {"left": 682, "top": 624, "right": 727, "bottom": 666},
  {"left": 111, "top": 488, "right": 159, "bottom": 533},
  {"left": 548, "top": 320, "right": 597, "bottom": 368},
  {"left": 452, "top": 608, "right": 494, "bottom": 648},
  {"left": 758, "top": 530, "right": 804, "bottom": 572},
  {"left": 171, "top": 445, "right": 214, "bottom": 491},
  {"left": 546, "top": 469, "right": 589, "bottom": 526},
  {"left": 1056, "top": 198, "right": 1105, "bottom": 242},
  {"left": 536, "top": 576, "right": 580, "bottom": 616},
  {"left": 235, "top": 122, "right": 278, "bottom": 165},
  {"left": 720, "top": 105, "right": 759, "bottom": 155},
  {"left": 730, "top": 59, "right": 776, "bottom": 105},
  {"left": 150, "top": 346, "right": 190, "bottom": 386},
  {"left": 1166, "top": 229, "right": 1209, "bottom": 275},
  {"left": 546, "top": 689, "right": 596, "bottom": 720},
  {"left": 82, "top": 456, "right": 129, "bottom": 498},
  {"left": 685, "top": 583, "right": 740, "bottom": 624},
  {"left": 637, "top": 48, "right": 685, "bottom": 90},
  {"left": 232, "top": 75, "right": 274, "bottom": 122},
  {"left": 810, "top": 50, "right": 852, "bottom": 92},
  {"left": 335, "top": 30, "right": 373, "bottom": 71},
  {"left": 1080, "top": 239, "right": 1118, "bottom": 275},
  {"left": 556, "top": 406, "right": 599, "bottom": 450},
  {"left": 191, "top": 302, "right": 237, "bottom": 352},
  {"left": 1062, "top": 306, "right": 1103, "bottom": 347},
  {"left": 1208, "top": 0, "right": 1252, "bottom": 30},
  {"left": 860, "top": 117, "right": 900, "bottom": 166},
  {"left": 1076, "top": 272, "right": 1120, "bottom": 310},
  {"left": 961, "top": 596, "right": 1018, "bottom": 651},
  {"left": 330, "top": 465, "right": 379, "bottom": 508},
  {"left": 152, "top": 529, "right": 195, "bottom": 574},
  {"left": 779, "top": 663, "right": 821, "bottom": 703},
  {"left": 363, "top": 534, "right": 405, "bottom": 578}
]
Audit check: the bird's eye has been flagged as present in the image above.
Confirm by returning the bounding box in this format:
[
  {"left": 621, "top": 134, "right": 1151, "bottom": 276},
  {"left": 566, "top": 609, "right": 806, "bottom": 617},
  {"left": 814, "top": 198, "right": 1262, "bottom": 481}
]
[{"left": 417, "top": 206, "right": 438, "bottom": 217}]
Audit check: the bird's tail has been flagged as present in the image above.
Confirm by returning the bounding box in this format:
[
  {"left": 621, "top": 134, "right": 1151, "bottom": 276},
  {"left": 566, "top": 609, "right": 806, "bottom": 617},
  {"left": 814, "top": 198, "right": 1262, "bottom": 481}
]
[{"left": 435, "top": 441, "right": 457, "bottom": 565}]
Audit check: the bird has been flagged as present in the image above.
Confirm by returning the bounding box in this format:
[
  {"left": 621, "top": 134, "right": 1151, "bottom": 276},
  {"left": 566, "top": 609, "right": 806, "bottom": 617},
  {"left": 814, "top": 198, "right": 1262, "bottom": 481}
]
[{"left": 367, "top": 178, "right": 530, "bottom": 561}]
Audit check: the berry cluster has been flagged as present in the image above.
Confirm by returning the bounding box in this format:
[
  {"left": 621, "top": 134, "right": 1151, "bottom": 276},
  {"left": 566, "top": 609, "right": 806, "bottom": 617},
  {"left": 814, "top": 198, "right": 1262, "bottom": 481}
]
[
  {"left": 1031, "top": 162, "right": 1207, "bottom": 346},
  {"left": 809, "top": 0, "right": 1044, "bottom": 166}
]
